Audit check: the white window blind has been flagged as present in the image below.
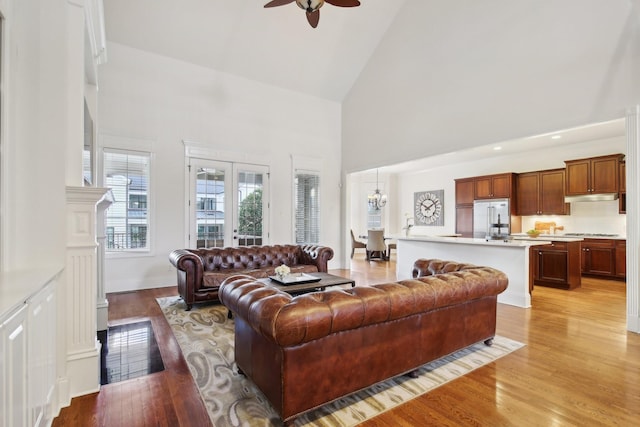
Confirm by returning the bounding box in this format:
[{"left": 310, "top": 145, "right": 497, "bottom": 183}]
[
  {"left": 294, "top": 171, "right": 320, "bottom": 244},
  {"left": 103, "top": 149, "right": 150, "bottom": 251}
]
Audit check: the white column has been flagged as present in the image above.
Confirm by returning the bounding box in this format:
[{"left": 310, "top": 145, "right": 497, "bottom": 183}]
[
  {"left": 65, "top": 186, "right": 111, "bottom": 397},
  {"left": 96, "top": 190, "right": 113, "bottom": 331},
  {"left": 626, "top": 107, "right": 640, "bottom": 333}
]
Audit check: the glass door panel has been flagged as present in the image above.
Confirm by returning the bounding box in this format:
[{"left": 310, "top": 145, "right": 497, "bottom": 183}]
[{"left": 189, "top": 159, "right": 268, "bottom": 248}]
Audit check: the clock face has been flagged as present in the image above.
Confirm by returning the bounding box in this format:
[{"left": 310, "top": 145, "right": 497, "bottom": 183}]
[{"left": 414, "top": 191, "right": 443, "bottom": 225}]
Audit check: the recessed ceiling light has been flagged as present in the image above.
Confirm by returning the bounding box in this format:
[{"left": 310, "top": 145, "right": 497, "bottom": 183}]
[
  {"left": 493, "top": 146, "right": 502, "bottom": 151},
  {"left": 551, "top": 135, "right": 562, "bottom": 140}
]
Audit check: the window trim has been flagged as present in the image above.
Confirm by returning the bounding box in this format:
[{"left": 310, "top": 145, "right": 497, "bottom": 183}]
[
  {"left": 98, "top": 135, "right": 155, "bottom": 258},
  {"left": 294, "top": 170, "right": 321, "bottom": 244}
]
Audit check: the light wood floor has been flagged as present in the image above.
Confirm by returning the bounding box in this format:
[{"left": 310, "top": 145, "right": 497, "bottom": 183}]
[{"left": 53, "top": 255, "right": 640, "bottom": 426}]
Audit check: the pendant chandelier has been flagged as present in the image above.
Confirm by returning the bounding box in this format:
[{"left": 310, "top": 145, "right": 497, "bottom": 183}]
[{"left": 368, "top": 169, "right": 387, "bottom": 210}]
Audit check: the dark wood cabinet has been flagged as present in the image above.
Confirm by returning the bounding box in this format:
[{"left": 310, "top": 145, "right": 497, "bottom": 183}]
[
  {"left": 474, "top": 173, "right": 515, "bottom": 199},
  {"left": 455, "top": 205, "right": 474, "bottom": 237},
  {"left": 581, "top": 239, "right": 616, "bottom": 277},
  {"left": 565, "top": 154, "right": 624, "bottom": 196},
  {"left": 531, "top": 241, "right": 581, "bottom": 290},
  {"left": 455, "top": 178, "right": 475, "bottom": 205},
  {"left": 615, "top": 240, "right": 626, "bottom": 278},
  {"left": 454, "top": 178, "right": 475, "bottom": 237},
  {"left": 516, "top": 169, "right": 569, "bottom": 215}
]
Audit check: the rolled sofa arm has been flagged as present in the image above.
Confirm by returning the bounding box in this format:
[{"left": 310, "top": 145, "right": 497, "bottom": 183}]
[
  {"left": 169, "top": 249, "right": 204, "bottom": 291},
  {"left": 298, "top": 244, "right": 334, "bottom": 272}
]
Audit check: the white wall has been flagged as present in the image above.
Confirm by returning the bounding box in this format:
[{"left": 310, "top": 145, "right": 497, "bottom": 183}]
[
  {"left": 1, "top": 0, "right": 68, "bottom": 271},
  {"left": 342, "top": 0, "right": 640, "bottom": 173},
  {"left": 98, "top": 43, "right": 343, "bottom": 292}
]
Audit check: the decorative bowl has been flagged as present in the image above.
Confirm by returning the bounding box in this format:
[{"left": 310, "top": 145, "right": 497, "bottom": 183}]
[{"left": 526, "top": 230, "right": 541, "bottom": 238}]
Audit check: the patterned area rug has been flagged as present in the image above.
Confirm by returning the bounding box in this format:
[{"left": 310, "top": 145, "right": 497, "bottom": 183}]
[{"left": 157, "top": 296, "right": 524, "bottom": 427}]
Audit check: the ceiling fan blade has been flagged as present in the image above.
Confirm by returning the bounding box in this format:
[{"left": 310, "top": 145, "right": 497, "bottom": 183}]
[
  {"left": 264, "top": 0, "right": 296, "bottom": 8},
  {"left": 306, "top": 10, "right": 320, "bottom": 28},
  {"left": 325, "top": 0, "right": 361, "bottom": 7}
]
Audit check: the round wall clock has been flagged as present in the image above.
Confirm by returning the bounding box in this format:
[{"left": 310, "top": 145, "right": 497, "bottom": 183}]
[{"left": 414, "top": 190, "right": 444, "bottom": 226}]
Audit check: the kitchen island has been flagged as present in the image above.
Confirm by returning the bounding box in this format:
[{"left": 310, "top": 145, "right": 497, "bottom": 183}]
[{"left": 396, "top": 235, "right": 553, "bottom": 308}]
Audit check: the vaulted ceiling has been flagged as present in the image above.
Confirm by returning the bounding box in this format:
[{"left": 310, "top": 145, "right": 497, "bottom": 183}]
[{"left": 104, "top": 0, "right": 408, "bottom": 102}]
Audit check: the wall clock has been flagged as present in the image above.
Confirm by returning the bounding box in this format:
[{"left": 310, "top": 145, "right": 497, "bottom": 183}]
[{"left": 414, "top": 190, "right": 444, "bottom": 226}]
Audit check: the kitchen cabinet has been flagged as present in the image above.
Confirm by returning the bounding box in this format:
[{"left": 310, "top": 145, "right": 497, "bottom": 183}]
[
  {"left": 615, "top": 240, "right": 626, "bottom": 278},
  {"left": 455, "top": 205, "right": 473, "bottom": 237},
  {"left": 565, "top": 154, "right": 624, "bottom": 196},
  {"left": 531, "top": 241, "right": 581, "bottom": 290},
  {"left": 581, "top": 238, "right": 616, "bottom": 277},
  {"left": 516, "top": 169, "right": 570, "bottom": 215},
  {"left": 454, "top": 178, "right": 475, "bottom": 237},
  {"left": 455, "top": 178, "right": 475, "bottom": 205},
  {"left": 474, "top": 173, "right": 516, "bottom": 199}
]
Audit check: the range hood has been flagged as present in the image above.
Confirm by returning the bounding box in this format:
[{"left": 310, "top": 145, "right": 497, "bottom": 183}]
[{"left": 564, "top": 193, "right": 619, "bottom": 203}]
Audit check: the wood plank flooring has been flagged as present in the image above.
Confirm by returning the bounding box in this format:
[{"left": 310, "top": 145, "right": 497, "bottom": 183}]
[{"left": 53, "top": 256, "right": 640, "bottom": 426}]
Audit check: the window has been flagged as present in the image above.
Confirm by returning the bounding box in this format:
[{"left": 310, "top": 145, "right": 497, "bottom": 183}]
[
  {"left": 294, "top": 171, "right": 320, "bottom": 244},
  {"left": 104, "top": 149, "right": 150, "bottom": 251},
  {"left": 367, "top": 204, "right": 383, "bottom": 229}
]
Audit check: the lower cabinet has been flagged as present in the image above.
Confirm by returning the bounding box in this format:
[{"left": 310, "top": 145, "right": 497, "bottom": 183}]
[
  {"left": 615, "top": 240, "right": 626, "bottom": 278},
  {"left": 580, "top": 238, "right": 628, "bottom": 279},
  {"left": 1, "top": 279, "right": 57, "bottom": 427},
  {"left": 531, "top": 241, "right": 582, "bottom": 290}
]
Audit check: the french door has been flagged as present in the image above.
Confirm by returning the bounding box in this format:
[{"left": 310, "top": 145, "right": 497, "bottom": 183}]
[{"left": 188, "top": 159, "right": 269, "bottom": 248}]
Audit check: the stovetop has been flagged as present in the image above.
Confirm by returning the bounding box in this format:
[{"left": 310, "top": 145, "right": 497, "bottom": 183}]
[{"left": 563, "top": 233, "right": 619, "bottom": 237}]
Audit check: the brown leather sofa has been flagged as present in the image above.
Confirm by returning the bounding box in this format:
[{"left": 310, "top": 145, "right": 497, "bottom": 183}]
[
  {"left": 218, "top": 259, "right": 508, "bottom": 426},
  {"left": 169, "top": 244, "right": 333, "bottom": 310}
]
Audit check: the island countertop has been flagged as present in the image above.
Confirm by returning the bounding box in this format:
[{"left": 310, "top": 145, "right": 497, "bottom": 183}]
[{"left": 396, "top": 235, "right": 556, "bottom": 247}]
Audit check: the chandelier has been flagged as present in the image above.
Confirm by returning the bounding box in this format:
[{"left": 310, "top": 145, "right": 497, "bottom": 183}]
[{"left": 368, "top": 169, "right": 387, "bottom": 210}]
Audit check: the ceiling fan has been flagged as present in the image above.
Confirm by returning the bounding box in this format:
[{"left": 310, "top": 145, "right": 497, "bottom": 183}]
[{"left": 264, "top": 0, "right": 361, "bottom": 28}]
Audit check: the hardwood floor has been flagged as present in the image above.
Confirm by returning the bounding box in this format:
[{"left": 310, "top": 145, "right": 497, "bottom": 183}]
[{"left": 53, "top": 256, "right": 640, "bottom": 426}]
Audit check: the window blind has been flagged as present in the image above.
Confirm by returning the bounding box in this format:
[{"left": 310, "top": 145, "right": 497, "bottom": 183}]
[
  {"left": 294, "top": 172, "right": 320, "bottom": 244},
  {"left": 103, "top": 149, "right": 150, "bottom": 251}
]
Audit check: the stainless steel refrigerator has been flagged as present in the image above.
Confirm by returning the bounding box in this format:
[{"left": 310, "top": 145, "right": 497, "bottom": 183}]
[{"left": 473, "top": 198, "right": 511, "bottom": 240}]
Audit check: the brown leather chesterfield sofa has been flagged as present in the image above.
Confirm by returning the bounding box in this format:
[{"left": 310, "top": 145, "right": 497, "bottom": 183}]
[
  {"left": 218, "top": 259, "right": 508, "bottom": 426},
  {"left": 169, "top": 244, "right": 333, "bottom": 310}
]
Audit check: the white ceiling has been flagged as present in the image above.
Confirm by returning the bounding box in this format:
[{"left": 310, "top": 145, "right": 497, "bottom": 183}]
[
  {"left": 102, "top": 0, "right": 628, "bottom": 171},
  {"left": 103, "top": 0, "right": 408, "bottom": 102}
]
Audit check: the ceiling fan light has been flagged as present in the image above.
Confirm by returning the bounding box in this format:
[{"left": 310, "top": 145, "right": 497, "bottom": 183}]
[{"left": 296, "top": 0, "right": 325, "bottom": 13}]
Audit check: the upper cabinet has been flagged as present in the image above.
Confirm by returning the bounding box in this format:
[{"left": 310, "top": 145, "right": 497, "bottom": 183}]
[
  {"left": 564, "top": 154, "right": 625, "bottom": 196},
  {"left": 474, "top": 173, "right": 516, "bottom": 199},
  {"left": 516, "top": 169, "right": 570, "bottom": 216}
]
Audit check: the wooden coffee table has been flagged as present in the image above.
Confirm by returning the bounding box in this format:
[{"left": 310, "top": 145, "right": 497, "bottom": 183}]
[
  {"left": 262, "top": 272, "right": 355, "bottom": 295},
  {"left": 226, "top": 273, "right": 355, "bottom": 319}
]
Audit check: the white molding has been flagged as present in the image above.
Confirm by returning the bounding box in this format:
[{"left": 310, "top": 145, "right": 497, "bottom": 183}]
[
  {"left": 182, "top": 139, "right": 269, "bottom": 166},
  {"left": 626, "top": 106, "right": 640, "bottom": 333}
]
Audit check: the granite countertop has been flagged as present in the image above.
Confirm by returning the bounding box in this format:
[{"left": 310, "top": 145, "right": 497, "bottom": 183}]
[{"left": 397, "top": 235, "right": 552, "bottom": 247}]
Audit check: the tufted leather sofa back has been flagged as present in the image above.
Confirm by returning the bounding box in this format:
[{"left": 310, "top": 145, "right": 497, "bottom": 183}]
[
  {"left": 219, "top": 259, "right": 508, "bottom": 348},
  {"left": 189, "top": 245, "right": 303, "bottom": 272}
]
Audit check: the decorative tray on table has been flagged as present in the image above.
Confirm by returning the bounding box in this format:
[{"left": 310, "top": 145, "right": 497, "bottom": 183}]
[{"left": 269, "top": 273, "right": 322, "bottom": 285}]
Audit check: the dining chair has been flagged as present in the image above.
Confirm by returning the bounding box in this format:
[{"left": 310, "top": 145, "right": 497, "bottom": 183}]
[
  {"left": 350, "top": 229, "right": 367, "bottom": 259},
  {"left": 386, "top": 242, "right": 397, "bottom": 259},
  {"left": 366, "top": 229, "right": 387, "bottom": 261}
]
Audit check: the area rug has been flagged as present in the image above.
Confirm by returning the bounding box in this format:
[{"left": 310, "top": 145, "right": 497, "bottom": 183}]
[{"left": 157, "top": 296, "right": 524, "bottom": 427}]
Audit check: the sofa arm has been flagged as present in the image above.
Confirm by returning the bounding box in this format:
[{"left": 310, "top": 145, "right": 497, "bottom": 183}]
[
  {"left": 298, "top": 245, "right": 334, "bottom": 272},
  {"left": 169, "top": 249, "right": 204, "bottom": 299}
]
